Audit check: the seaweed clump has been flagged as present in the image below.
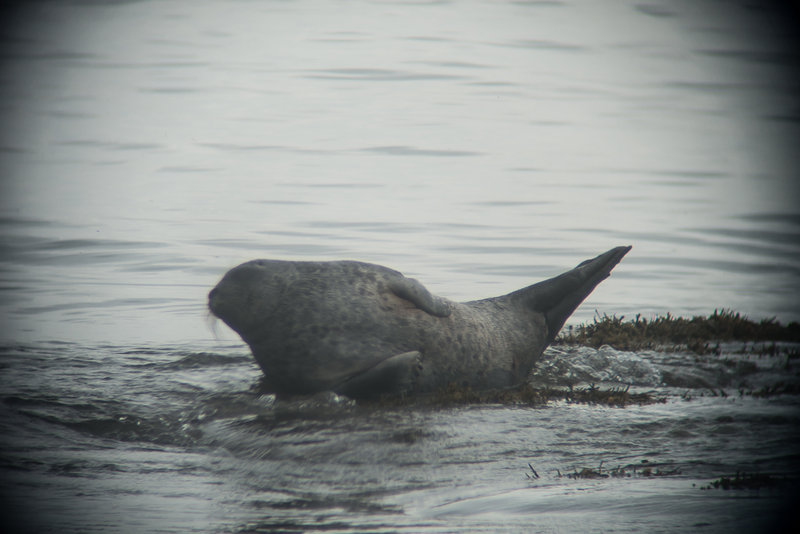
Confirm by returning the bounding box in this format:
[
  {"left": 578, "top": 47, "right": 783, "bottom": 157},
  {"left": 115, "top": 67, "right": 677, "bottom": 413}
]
[
  {"left": 525, "top": 460, "right": 680, "bottom": 482},
  {"left": 558, "top": 460, "right": 680, "bottom": 480},
  {"left": 700, "top": 472, "right": 789, "bottom": 491},
  {"left": 369, "top": 382, "right": 657, "bottom": 408},
  {"left": 555, "top": 310, "right": 800, "bottom": 354},
  {"left": 426, "top": 382, "right": 657, "bottom": 407}
]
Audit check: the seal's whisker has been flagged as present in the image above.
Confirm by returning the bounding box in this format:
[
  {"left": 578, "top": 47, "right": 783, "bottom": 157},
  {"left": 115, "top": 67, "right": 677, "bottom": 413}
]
[{"left": 206, "top": 312, "right": 222, "bottom": 340}]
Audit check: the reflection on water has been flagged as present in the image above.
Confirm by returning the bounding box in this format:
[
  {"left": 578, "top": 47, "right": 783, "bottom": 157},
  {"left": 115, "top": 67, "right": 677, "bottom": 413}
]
[{"left": 0, "top": 0, "right": 799, "bottom": 532}]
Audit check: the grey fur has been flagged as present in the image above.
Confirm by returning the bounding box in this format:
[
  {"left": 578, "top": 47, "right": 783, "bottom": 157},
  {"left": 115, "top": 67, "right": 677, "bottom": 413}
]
[{"left": 208, "top": 246, "right": 631, "bottom": 398}]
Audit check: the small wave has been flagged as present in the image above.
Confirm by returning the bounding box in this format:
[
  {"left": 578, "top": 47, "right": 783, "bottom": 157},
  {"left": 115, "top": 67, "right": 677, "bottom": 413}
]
[
  {"left": 132, "top": 351, "right": 253, "bottom": 370},
  {"left": 537, "top": 343, "right": 800, "bottom": 393},
  {"left": 2, "top": 397, "right": 198, "bottom": 447},
  {"left": 534, "top": 346, "right": 663, "bottom": 387},
  {"left": 161, "top": 352, "right": 253, "bottom": 370},
  {"left": 63, "top": 414, "right": 197, "bottom": 447}
]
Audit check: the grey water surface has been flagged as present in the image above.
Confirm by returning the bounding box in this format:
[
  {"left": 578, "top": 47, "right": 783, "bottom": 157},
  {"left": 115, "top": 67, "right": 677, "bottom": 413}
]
[{"left": 1, "top": 0, "right": 799, "bottom": 532}]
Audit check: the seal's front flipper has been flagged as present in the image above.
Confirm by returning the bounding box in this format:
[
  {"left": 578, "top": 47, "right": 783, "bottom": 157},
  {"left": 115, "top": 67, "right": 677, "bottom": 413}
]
[
  {"left": 335, "top": 351, "right": 422, "bottom": 399},
  {"left": 389, "top": 278, "right": 452, "bottom": 317}
]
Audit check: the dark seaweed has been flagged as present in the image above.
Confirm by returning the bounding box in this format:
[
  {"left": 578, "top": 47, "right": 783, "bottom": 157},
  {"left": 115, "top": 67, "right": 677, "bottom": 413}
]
[{"left": 555, "top": 310, "right": 800, "bottom": 354}]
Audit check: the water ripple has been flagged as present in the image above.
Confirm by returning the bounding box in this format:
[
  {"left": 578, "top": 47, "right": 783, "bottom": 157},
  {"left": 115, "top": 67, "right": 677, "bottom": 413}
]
[
  {"left": 360, "top": 145, "right": 482, "bottom": 157},
  {"left": 303, "top": 68, "right": 466, "bottom": 81}
]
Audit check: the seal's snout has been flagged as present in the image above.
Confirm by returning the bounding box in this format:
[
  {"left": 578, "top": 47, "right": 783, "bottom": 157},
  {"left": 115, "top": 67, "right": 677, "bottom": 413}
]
[
  {"left": 207, "top": 286, "right": 220, "bottom": 317},
  {"left": 208, "top": 262, "right": 277, "bottom": 336},
  {"left": 207, "top": 278, "right": 245, "bottom": 334}
]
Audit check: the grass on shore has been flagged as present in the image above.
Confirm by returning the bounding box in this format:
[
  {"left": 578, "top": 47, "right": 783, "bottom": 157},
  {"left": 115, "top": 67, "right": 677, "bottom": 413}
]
[{"left": 554, "top": 309, "right": 800, "bottom": 354}]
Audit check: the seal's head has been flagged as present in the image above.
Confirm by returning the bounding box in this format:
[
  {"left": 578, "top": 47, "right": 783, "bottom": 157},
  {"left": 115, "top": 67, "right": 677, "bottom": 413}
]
[{"left": 208, "top": 260, "right": 280, "bottom": 342}]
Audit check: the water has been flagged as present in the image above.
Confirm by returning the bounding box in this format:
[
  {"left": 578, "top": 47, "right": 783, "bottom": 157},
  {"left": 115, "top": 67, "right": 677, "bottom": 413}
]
[
  {"left": 1, "top": 0, "right": 799, "bottom": 532},
  {"left": 2, "top": 342, "right": 799, "bottom": 533}
]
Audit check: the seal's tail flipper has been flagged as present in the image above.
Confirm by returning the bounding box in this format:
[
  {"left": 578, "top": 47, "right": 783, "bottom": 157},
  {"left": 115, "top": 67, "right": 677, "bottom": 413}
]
[{"left": 515, "top": 246, "right": 631, "bottom": 344}]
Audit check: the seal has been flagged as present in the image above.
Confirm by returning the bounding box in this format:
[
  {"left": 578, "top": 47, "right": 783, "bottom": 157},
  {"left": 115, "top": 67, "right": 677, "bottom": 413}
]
[{"left": 208, "top": 246, "right": 630, "bottom": 399}]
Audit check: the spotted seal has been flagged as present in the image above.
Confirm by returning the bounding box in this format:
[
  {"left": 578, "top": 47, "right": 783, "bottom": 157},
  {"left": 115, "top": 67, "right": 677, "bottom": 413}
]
[{"left": 208, "top": 246, "right": 630, "bottom": 398}]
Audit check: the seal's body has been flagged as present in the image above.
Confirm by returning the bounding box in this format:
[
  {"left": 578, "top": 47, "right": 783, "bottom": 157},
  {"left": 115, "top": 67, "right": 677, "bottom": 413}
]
[{"left": 209, "top": 246, "right": 630, "bottom": 398}]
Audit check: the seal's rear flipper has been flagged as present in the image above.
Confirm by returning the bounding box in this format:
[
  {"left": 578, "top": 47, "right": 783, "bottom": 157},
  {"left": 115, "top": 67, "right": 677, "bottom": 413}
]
[
  {"left": 513, "top": 246, "right": 631, "bottom": 344},
  {"left": 335, "top": 351, "right": 422, "bottom": 399}
]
